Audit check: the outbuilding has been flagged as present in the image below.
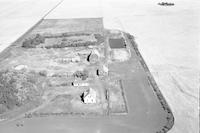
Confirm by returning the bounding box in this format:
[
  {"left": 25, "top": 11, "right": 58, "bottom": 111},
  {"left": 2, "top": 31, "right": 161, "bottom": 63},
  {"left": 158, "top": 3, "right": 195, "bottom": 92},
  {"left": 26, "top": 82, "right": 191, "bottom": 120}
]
[{"left": 87, "top": 49, "right": 100, "bottom": 63}]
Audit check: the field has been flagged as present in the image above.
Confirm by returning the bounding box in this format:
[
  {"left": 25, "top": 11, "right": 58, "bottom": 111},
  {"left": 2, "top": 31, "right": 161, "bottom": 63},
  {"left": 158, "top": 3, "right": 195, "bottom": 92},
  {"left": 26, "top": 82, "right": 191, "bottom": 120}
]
[{"left": 0, "top": 18, "right": 174, "bottom": 133}]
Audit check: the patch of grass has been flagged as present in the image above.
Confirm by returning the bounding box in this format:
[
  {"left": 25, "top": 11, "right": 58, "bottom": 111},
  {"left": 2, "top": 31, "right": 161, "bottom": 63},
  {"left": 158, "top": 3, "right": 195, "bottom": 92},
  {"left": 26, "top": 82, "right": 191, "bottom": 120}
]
[{"left": 44, "top": 33, "right": 103, "bottom": 49}]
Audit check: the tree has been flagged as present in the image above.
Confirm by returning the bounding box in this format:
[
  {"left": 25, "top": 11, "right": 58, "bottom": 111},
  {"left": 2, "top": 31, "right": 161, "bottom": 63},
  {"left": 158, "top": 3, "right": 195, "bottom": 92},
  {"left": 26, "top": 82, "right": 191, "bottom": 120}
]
[
  {"left": 73, "top": 70, "right": 89, "bottom": 80},
  {"left": 0, "top": 70, "right": 20, "bottom": 110},
  {"left": 22, "top": 34, "right": 45, "bottom": 48}
]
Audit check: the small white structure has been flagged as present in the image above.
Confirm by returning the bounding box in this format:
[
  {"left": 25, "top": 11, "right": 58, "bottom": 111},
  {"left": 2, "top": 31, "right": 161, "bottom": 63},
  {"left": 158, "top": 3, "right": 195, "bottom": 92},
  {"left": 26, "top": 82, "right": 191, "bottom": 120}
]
[
  {"left": 83, "top": 88, "right": 97, "bottom": 104},
  {"left": 102, "top": 65, "right": 108, "bottom": 74},
  {"left": 14, "top": 65, "right": 28, "bottom": 70},
  {"left": 97, "top": 64, "right": 109, "bottom": 77},
  {"left": 72, "top": 82, "right": 89, "bottom": 87},
  {"left": 55, "top": 56, "right": 80, "bottom": 64}
]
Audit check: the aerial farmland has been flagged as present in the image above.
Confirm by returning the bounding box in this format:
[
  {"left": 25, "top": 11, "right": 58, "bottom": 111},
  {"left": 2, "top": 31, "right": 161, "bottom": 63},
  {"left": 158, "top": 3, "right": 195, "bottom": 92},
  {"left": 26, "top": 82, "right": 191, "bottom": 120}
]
[{"left": 0, "top": 18, "right": 174, "bottom": 133}]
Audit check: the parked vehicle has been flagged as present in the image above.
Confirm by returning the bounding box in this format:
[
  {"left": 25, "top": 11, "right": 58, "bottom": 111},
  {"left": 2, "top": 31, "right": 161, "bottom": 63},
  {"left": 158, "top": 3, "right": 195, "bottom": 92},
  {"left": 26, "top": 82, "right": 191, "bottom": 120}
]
[{"left": 158, "top": 2, "right": 175, "bottom": 6}]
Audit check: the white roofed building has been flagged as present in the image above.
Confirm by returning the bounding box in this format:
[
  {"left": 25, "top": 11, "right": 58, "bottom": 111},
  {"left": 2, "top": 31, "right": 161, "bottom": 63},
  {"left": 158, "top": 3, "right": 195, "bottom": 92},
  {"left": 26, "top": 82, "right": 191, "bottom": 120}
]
[{"left": 83, "top": 88, "right": 97, "bottom": 104}]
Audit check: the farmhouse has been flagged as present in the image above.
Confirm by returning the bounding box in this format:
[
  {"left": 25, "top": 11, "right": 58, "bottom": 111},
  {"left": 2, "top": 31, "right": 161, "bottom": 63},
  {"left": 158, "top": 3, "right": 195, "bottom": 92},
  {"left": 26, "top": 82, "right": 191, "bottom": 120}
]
[{"left": 82, "top": 88, "right": 97, "bottom": 104}]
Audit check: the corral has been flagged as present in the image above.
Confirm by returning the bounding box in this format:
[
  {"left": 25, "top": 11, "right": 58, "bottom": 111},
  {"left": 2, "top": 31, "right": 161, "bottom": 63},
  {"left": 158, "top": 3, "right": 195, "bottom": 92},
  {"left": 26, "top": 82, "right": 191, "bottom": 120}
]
[{"left": 109, "top": 38, "right": 126, "bottom": 49}]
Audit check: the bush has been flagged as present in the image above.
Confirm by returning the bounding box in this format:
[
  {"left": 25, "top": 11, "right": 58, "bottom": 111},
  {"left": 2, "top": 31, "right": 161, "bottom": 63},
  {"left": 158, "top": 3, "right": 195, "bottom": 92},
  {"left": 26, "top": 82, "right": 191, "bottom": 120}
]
[
  {"left": 22, "top": 34, "right": 45, "bottom": 48},
  {"left": 0, "top": 69, "right": 45, "bottom": 113},
  {"left": 94, "top": 34, "right": 104, "bottom": 44},
  {"left": 73, "top": 70, "right": 89, "bottom": 80},
  {"left": 39, "top": 70, "right": 47, "bottom": 77}
]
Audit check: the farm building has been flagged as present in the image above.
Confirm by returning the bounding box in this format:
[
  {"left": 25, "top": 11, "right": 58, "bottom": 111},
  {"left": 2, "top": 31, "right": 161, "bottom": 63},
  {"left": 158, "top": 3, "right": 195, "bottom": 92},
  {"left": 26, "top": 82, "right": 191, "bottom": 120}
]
[
  {"left": 97, "top": 64, "right": 109, "bottom": 77},
  {"left": 82, "top": 88, "right": 97, "bottom": 104},
  {"left": 87, "top": 49, "right": 100, "bottom": 63}
]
